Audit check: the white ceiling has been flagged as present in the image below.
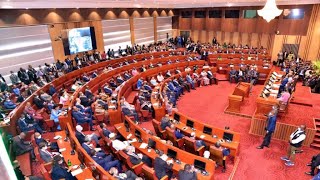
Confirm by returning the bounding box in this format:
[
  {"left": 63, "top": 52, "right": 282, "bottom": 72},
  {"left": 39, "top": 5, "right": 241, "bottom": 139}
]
[{"left": 1, "top": 0, "right": 320, "bottom": 9}]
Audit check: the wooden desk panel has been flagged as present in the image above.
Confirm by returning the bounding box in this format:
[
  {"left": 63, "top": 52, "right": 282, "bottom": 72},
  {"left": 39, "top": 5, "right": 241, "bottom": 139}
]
[
  {"left": 172, "top": 111, "right": 240, "bottom": 157},
  {"left": 115, "top": 118, "right": 215, "bottom": 180},
  {"left": 55, "top": 131, "right": 95, "bottom": 180}
]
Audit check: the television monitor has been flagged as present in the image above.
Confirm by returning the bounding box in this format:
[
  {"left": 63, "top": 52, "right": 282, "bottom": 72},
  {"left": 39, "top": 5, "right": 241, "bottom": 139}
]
[
  {"left": 167, "top": 149, "right": 177, "bottom": 159},
  {"left": 203, "top": 126, "right": 212, "bottom": 135},
  {"left": 124, "top": 120, "right": 130, "bottom": 128},
  {"left": 135, "top": 129, "right": 141, "bottom": 139},
  {"left": 186, "top": 120, "right": 194, "bottom": 128},
  {"left": 173, "top": 113, "right": 180, "bottom": 122},
  {"left": 223, "top": 132, "right": 234, "bottom": 141},
  {"left": 194, "top": 160, "right": 206, "bottom": 171},
  {"left": 62, "top": 27, "right": 97, "bottom": 55},
  {"left": 147, "top": 138, "right": 156, "bottom": 149}
]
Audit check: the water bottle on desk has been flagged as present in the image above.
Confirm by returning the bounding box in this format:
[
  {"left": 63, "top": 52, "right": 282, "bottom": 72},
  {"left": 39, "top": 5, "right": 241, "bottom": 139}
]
[{"left": 67, "top": 159, "right": 72, "bottom": 167}]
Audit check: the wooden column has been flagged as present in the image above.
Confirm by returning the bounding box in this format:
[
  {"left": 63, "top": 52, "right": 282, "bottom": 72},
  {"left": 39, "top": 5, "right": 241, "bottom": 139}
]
[
  {"left": 129, "top": 17, "right": 135, "bottom": 45},
  {"left": 154, "top": 16, "right": 157, "bottom": 43}
]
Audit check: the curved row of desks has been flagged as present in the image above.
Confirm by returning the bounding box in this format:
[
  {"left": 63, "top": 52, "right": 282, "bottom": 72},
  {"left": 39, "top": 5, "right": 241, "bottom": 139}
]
[
  {"left": 3, "top": 50, "right": 184, "bottom": 135},
  {"left": 115, "top": 116, "right": 215, "bottom": 180}
]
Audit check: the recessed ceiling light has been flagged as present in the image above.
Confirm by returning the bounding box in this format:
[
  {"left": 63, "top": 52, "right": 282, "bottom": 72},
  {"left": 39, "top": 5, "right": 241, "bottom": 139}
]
[
  {"left": 1, "top": 5, "right": 13, "bottom": 8},
  {"left": 25, "top": 7, "right": 29, "bottom": 9}
]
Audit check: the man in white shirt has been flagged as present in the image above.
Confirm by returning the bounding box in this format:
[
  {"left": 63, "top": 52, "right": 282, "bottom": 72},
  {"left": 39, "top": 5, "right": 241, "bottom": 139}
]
[
  {"left": 150, "top": 77, "right": 158, "bottom": 86},
  {"left": 281, "top": 125, "right": 306, "bottom": 166},
  {"left": 157, "top": 73, "right": 164, "bottom": 82},
  {"left": 109, "top": 133, "right": 129, "bottom": 151}
]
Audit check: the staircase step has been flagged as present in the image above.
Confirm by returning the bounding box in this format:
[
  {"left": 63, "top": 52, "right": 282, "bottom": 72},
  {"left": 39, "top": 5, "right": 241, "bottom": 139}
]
[
  {"left": 314, "top": 138, "right": 320, "bottom": 142},
  {"left": 315, "top": 132, "right": 320, "bottom": 137},
  {"left": 311, "top": 143, "right": 320, "bottom": 149}
]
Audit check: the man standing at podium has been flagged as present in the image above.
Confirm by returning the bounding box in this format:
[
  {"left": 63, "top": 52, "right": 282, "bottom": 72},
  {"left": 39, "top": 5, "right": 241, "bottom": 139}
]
[{"left": 257, "top": 110, "right": 277, "bottom": 149}]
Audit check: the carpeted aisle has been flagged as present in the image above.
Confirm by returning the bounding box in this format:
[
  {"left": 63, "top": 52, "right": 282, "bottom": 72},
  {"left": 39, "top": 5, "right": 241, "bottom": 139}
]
[{"left": 176, "top": 81, "right": 319, "bottom": 180}]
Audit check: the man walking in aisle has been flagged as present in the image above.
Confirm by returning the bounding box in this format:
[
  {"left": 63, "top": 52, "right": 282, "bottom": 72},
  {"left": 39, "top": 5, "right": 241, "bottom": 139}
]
[
  {"left": 281, "top": 125, "right": 306, "bottom": 166},
  {"left": 257, "top": 109, "right": 278, "bottom": 149}
]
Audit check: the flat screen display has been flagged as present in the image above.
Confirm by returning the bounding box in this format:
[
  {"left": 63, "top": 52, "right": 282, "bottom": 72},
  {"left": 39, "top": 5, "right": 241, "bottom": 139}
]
[
  {"left": 63, "top": 27, "right": 97, "bottom": 55},
  {"left": 173, "top": 113, "right": 180, "bottom": 122},
  {"left": 148, "top": 138, "right": 156, "bottom": 149},
  {"left": 203, "top": 126, "right": 212, "bottom": 135},
  {"left": 167, "top": 149, "right": 177, "bottom": 159},
  {"left": 223, "top": 132, "right": 234, "bottom": 141},
  {"left": 194, "top": 159, "right": 206, "bottom": 171},
  {"left": 186, "top": 120, "right": 194, "bottom": 128}
]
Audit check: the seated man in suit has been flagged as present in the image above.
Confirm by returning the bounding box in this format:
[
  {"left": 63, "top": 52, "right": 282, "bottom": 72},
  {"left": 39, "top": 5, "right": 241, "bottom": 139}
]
[
  {"left": 18, "top": 114, "right": 43, "bottom": 134},
  {"left": 79, "top": 92, "right": 93, "bottom": 107},
  {"left": 33, "top": 94, "right": 46, "bottom": 109},
  {"left": 72, "top": 107, "right": 94, "bottom": 130},
  {"left": 34, "top": 132, "right": 58, "bottom": 150},
  {"left": 39, "top": 142, "right": 60, "bottom": 163},
  {"left": 207, "top": 69, "right": 218, "bottom": 85},
  {"left": 99, "top": 123, "right": 112, "bottom": 138},
  {"left": 84, "top": 86, "right": 94, "bottom": 100},
  {"left": 51, "top": 155, "right": 75, "bottom": 180},
  {"left": 12, "top": 132, "right": 36, "bottom": 161},
  {"left": 123, "top": 71, "right": 132, "bottom": 81},
  {"left": 125, "top": 146, "right": 152, "bottom": 167},
  {"left": 154, "top": 153, "right": 173, "bottom": 179},
  {"left": 190, "top": 132, "right": 207, "bottom": 149},
  {"left": 75, "top": 125, "right": 100, "bottom": 145},
  {"left": 75, "top": 98, "right": 93, "bottom": 116},
  {"left": 3, "top": 97, "right": 17, "bottom": 109},
  {"left": 170, "top": 124, "right": 184, "bottom": 139},
  {"left": 116, "top": 75, "right": 125, "bottom": 84},
  {"left": 103, "top": 84, "right": 113, "bottom": 96},
  {"left": 186, "top": 73, "right": 196, "bottom": 89},
  {"left": 143, "top": 81, "right": 153, "bottom": 92},
  {"left": 109, "top": 167, "right": 141, "bottom": 180},
  {"left": 120, "top": 99, "right": 139, "bottom": 123},
  {"left": 172, "top": 78, "right": 185, "bottom": 94},
  {"left": 229, "top": 67, "right": 238, "bottom": 83},
  {"left": 178, "top": 76, "right": 191, "bottom": 92},
  {"left": 160, "top": 114, "right": 172, "bottom": 131},
  {"left": 91, "top": 149, "right": 122, "bottom": 171},
  {"left": 136, "top": 78, "right": 143, "bottom": 90},
  {"left": 178, "top": 164, "right": 197, "bottom": 180}
]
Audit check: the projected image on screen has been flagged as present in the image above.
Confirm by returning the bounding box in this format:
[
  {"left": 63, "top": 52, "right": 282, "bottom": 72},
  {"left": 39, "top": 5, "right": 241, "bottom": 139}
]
[{"left": 68, "top": 27, "right": 93, "bottom": 54}]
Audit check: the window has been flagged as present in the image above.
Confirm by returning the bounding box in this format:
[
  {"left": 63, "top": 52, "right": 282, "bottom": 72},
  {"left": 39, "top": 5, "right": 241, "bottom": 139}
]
[
  {"left": 283, "top": 9, "right": 305, "bottom": 19},
  {"left": 195, "top": 11, "right": 206, "bottom": 18},
  {"left": 209, "top": 10, "right": 222, "bottom": 18},
  {"left": 181, "top": 11, "right": 192, "bottom": 18},
  {"left": 243, "top": 10, "right": 257, "bottom": 18},
  {"left": 225, "top": 10, "right": 240, "bottom": 18}
]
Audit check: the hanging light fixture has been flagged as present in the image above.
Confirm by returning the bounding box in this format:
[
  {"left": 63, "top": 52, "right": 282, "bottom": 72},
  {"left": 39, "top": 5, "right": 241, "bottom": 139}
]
[{"left": 257, "top": 0, "right": 283, "bottom": 23}]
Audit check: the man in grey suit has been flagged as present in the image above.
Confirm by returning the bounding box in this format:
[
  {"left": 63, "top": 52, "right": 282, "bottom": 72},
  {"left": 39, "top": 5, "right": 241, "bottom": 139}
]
[
  {"left": 178, "top": 164, "right": 197, "bottom": 180},
  {"left": 12, "top": 132, "right": 36, "bottom": 160},
  {"left": 39, "top": 142, "right": 58, "bottom": 163}
]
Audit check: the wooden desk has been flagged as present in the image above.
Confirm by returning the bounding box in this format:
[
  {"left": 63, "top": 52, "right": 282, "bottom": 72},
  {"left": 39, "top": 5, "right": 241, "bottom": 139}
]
[
  {"left": 114, "top": 121, "right": 215, "bottom": 180},
  {"left": 55, "top": 131, "right": 95, "bottom": 180},
  {"left": 172, "top": 111, "right": 240, "bottom": 157}
]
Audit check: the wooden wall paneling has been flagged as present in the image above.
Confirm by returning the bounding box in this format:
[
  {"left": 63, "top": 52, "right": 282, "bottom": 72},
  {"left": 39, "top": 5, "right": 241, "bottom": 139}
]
[
  {"left": 192, "top": 30, "right": 199, "bottom": 42},
  {"left": 172, "top": 29, "right": 179, "bottom": 37},
  {"left": 207, "top": 31, "right": 214, "bottom": 43},
  {"left": 286, "top": 35, "right": 298, "bottom": 44},
  {"left": 260, "top": 34, "right": 269, "bottom": 49},
  {"left": 129, "top": 17, "right": 135, "bottom": 45},
  {"left": 221, "top": 31, "right": 225, "bottom": 43},
  {"left": 277, "top": 5, "right": 313, "bottom": 35},
  {"left": 241, "top": 33, "right": 248, "bottom": 45},
  {"left": 206, "top": 18, "right": 222, "bottom": 31},
  {"left": 232, "top": 32, "right": 239, "bottom": 45},
  {"left": 224, "top": 32, "right": 230, "bottom": 44},
  {"left": 179, "top": 18, "right": 192, "bottom": 30},
  {"left": 216, "top": 31, "right": 222, "bottom": 44},
  {"left": 238, "top": 33, "right": 242, "bottom": 46},
  {"left": 238, "top": 18, "right": 257, "bottom": 33},
  {"left": 298, "top": 36, "right": 308, "bottom": 58},
  {"left": 229, "top": 32, "right": 234, "bottom": 44},
  {"left": 306, "top": 4, "right": 320, "bottom": 60},
  {"left": 256, "top": 17, "right": 278, "bottom": 34},
  {"left": 251, "top": 33, "right": 259, "bottom": 48},
  {"left": 200, "top": 30, "right": 207, "bottom": 43},
  {"left": 271, "top": 35, "right": 284, "bottom": 60},
  {"left": 192, "top": 18, "right": 205, "bottom": 30},
  {"left": 91, "top": 21, "right": 104, "bottom": 53},
  {"left": 257, "top": 33, "right": 262, "bottom": 48},
  {"left": 221, "top": 18, "right": 239, "bottom": 32},
  {"left": 48, "top": 23, "right": 65, "bottom": 61},
  {"left": 153, "top": 16, "right": 157, "bottom": 42}
]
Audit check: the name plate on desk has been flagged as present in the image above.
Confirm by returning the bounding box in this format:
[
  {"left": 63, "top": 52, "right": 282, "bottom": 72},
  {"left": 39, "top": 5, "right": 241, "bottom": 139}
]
[
  {"left": 59, "top": 148, "right": 66, "bottom": 152},
  {"left": 139, "top": 143, "right": 148, "bottom": 149}
]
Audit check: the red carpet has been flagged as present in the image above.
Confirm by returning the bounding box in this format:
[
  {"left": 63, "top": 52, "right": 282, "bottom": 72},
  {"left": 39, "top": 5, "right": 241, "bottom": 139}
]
[{"left": 176, "top": 81, "right": 319, "bottom": 180}]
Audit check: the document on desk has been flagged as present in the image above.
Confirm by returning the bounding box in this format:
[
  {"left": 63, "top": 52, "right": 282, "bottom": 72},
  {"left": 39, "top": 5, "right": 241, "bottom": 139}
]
[
  {"left": 139, "top": 143, "right": 148, "bottom": 149},
  {"left": 94, "top": 148, "right": 102, "bottom": 152},
  {"left": 200, "top": 135, "right": 205, "bottom": 139},
  {"left": 53, "top": 135, "right": 62, "bottom": 140},
  {"left": 59, "top": 148, "right": 66, "bottom": 152},
  {"left": 71, "top": 168, "right": 83, "bottom": 176}
]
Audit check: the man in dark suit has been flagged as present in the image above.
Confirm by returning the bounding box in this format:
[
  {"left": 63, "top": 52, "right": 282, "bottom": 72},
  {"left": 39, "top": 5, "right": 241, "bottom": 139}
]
[
  {"left": 229, "top": 67, "right": 238, "bottom": 83},
  {"left": 39, "top": 142, "right": 58, "bottom": 163},
  {"left": 51, "top": 155, "right": 75, "bottom": 180},
  {"left": 75, "top": 125, "right": 99, "bottom": 145},
  {"left": 154, "top": 153, "right": 173, "bottom": 179},
  {"left": 103, "top": 84, "right": 113, "bottom": 95},
  {"left": 33, "top": 95, "right": 46, "bottom": 109},
  {"left": 109, "top": 167, "right": 139, "bottom": 180},
  {"left": 160, "top": 114, "right": 172, "bottom": 130},
  {"left": 72, "top": 107, "right": 93, "bottom": 130},
  {"left": 257, "top": 110, "right": 278, "bottom": 149},
  {"left": 126, "top": 146, "right": 152, "bottom": 167},
  {"left": 90, "top": 149, "right": 122, "bottom": 171},
  {"left": 34, "top": 132, "right": 58, "bottom": 150},
  {"left": 178, "top": 164, "right": 197, "bottom": 180},
  {"left": 12, "top": 132, "right": 36, "bottom": 160},
  {"left": 18, "top": 114, "right": 43, "bottom": 134},
  {"left": 306, "top": 154, "right": 320, "bottom": 176},
  {"left": 99, "top": 123, "right": 111, "bottom": 138}
]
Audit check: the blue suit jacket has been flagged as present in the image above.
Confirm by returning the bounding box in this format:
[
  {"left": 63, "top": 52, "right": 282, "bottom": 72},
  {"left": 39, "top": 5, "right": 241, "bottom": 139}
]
[
  {"left": 82, "top": 143, "right": 93, "bottom": 154},
  {"left": 51, "top": 165, "right": 75, "bottom": 180},
  {"left": 144, "top": 85, "right": 152, "bottom": 91},
  {"left": 175, "top": 130, "right": 184, "bottom": 139},
  {"left": 39, "top": 149, "right": 53, "bottom": 163},
  {"left": 104, "top": 87, "right": 113, "bottom": 94},
  {"left": 72, "top": 111, "right": 87, "bottom": 123},
  {"left": 137, "top": 80, "right": 143, "bottom": 89},
  {"left": 18, "top": 118, "right": 29, "bottom": 132},
  {"left": 266, "top": 115, "right": 277, "bottom": 132},
  {"left": 168, "top": 82, "right": 176, "bottom": 91}
]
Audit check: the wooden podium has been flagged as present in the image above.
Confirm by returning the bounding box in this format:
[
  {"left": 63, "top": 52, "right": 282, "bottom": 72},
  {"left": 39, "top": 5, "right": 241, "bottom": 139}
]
[{"left": 226, "top": 82, "right": 250, "bottom": 113}]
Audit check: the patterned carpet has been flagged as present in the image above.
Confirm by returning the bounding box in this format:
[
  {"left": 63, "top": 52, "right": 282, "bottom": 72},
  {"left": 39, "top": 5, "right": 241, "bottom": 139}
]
[{"left": 176, "top": 81, "right": 319, "bottom": 180}]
